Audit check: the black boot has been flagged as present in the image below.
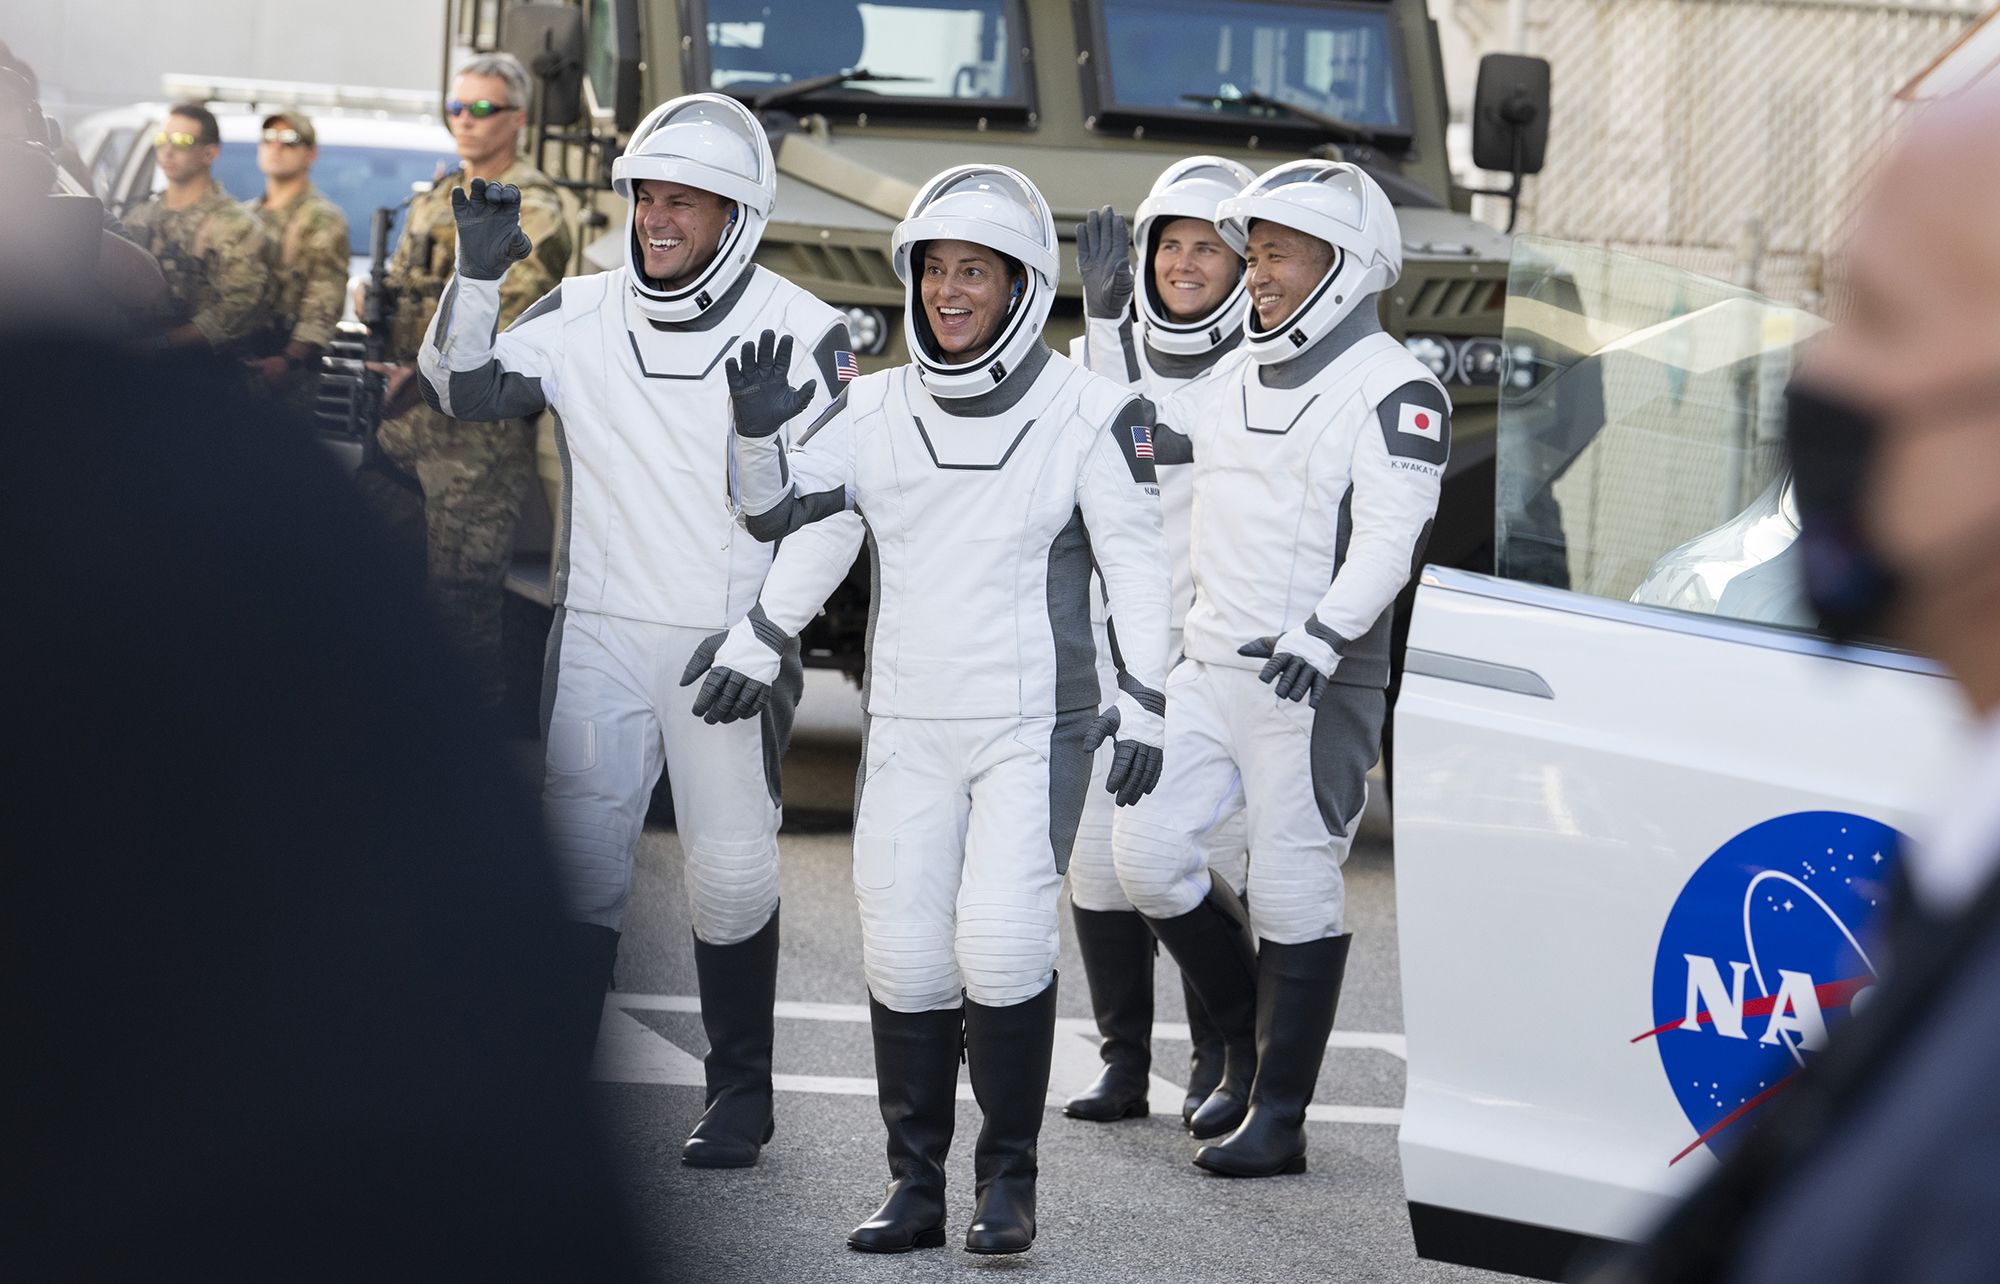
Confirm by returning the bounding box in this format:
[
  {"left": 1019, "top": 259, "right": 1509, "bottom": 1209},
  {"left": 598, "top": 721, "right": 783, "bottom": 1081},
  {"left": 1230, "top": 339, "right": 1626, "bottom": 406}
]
[
  {"left": 963, "top": 975, "right": 1058, "bottom": 1255},
  {"left": 563, "top": 922, "right": 620, "bottom": 1081},
  {"left": 1064, "top": 909, "right": 1153, "bottom": 1122},
  {"left": 1194, "top": 934, "right": 1352, "bottom": 1178},
  {"left": 681, "top": 906, "right": 780, "bottom": 1168},
  {"left": 848, "top": 999, "right": 963, "bottom": 1253},
  {"left": 1144, "top": 880, "right": 1257, "bottom": 1138},
  {"left": 1180, "top": 971, "right": 1225, "bottom": 1129}
]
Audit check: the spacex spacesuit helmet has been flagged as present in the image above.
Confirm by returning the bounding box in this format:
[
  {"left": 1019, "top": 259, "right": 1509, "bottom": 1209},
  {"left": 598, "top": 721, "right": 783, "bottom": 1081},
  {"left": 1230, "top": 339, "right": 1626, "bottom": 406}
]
[
  {"left": 1133, "top": 155, "right": 1257, "bottom": 358},
  {"left": 891, "top": 164, "right": 1058, "bottom": 398},
  {"left": 1216, "top": 160, "right": 1402, "bottom": 365},
  {"left": 611, "top": 93, "right": 776, "bottom": 322}
]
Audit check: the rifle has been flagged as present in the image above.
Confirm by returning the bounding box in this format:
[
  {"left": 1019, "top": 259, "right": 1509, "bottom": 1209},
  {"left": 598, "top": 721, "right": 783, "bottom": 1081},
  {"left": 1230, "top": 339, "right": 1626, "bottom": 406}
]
[{"left": 315, "top": 204, "right": 401, "bottom": 468}]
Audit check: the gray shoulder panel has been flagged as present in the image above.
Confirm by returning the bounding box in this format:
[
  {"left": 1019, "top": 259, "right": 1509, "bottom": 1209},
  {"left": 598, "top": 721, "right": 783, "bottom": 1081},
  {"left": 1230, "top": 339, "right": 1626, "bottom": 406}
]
[
  {"left": 811, "top": 321, "right": 853, "bottom": 393},
  {"left": 509, "top": 282, "right": 561, "bottom": 330},
  {"left": 1377, "top": 379, "right": 1451, "bottom": 467},
  {"left": 1106, "top": 397, "right": 1159, "bottom": 484}
]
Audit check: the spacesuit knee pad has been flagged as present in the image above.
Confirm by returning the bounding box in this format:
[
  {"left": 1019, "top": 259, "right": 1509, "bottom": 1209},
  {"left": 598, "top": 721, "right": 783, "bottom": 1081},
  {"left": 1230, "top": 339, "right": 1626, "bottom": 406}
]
[
  {"left": 1203, "top": 810, "right": 1250, "bottom": 897},
  {"left": 1113, "top": 815, "right": 1209, "bottom": 920},
  {"left": 542, "top": 799, "right": 637, "bottom": 929},
  {"left": 860, "top": 919, "right": 962, "bottom": 1012},
  {"left": 684, "top": 834, "right": 781, "bottom": 946},
  {"left": 1065, "top": 806, "right": 1133, "bottom": 912},
  {"left": 956, "top": 892, "right": 1060, "bottom": 1008},
  {"left": 1244, "top": 854, "right": 1347, "bottom": 945}
]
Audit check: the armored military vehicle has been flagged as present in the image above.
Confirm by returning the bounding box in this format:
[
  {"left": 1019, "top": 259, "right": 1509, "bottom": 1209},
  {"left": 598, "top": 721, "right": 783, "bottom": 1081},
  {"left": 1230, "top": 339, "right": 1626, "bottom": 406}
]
[{"left": 450, "top": 0, "right": 1548, "bottom": 684}]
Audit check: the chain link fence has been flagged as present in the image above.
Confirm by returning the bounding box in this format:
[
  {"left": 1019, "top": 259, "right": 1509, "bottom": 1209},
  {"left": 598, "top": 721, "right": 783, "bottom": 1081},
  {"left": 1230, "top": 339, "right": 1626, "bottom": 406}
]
[{"left": 1476, "top": 0, "right": 1983, "bottom": 307}]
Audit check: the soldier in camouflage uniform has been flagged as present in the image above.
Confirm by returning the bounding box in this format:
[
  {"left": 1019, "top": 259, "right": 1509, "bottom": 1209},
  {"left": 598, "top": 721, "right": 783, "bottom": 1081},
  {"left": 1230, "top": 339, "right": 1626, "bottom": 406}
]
[
  {"left": 243, "top": 110, "right": 349, "bottom": 412},
  {"left": 124, "top": 103, "right": 272, "bottom": 354},
  {"left": 362, "top": 54, "right": 571, "bottom": 710}
]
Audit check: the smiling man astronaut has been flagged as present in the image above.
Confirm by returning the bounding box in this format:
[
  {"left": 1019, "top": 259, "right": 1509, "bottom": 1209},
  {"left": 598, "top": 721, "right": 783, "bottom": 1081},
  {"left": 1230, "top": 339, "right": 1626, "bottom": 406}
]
[{"left": 416, "top": 92, "right": 863, "bottom": 1171}]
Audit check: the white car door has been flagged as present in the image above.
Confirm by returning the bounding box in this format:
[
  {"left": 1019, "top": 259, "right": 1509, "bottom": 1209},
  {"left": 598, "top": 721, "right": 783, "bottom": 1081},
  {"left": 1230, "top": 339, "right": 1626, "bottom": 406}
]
[{"left": 1393, "top": 239, "right": 1972, "bottom": 1280}]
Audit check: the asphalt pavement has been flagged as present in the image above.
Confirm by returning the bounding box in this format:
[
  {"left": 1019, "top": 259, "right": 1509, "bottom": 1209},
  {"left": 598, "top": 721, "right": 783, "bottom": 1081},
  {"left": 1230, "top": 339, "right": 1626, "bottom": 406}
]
[{"left": 593, "top": 673, "right": 1519, "bottom": 1284}]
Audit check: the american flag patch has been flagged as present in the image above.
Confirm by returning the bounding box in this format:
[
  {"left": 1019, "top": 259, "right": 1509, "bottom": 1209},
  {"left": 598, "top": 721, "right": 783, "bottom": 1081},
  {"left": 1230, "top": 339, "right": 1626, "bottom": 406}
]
[
  {"left": 834, "top": 350, "right": 860, "bottom": 381},
  {"left": 1131, "top": 424, "right": 1154, "bottom": 459}
]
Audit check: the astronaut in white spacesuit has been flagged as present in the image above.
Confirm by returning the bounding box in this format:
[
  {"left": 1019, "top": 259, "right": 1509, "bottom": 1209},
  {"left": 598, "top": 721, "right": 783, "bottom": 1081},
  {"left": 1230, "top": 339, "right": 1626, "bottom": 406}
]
[
  {"left": 416, "top": 93, "right": 863, "bottom": 1169},
  {"left": 1108, "top": 160, "right": 1451, "bottom": 1177},
  {"left": 1059, "top": 156, "right": 1257, "bottom": 1131},
  {"left": 714, "top": 164, "right": 1171, "bottom": 1255}
]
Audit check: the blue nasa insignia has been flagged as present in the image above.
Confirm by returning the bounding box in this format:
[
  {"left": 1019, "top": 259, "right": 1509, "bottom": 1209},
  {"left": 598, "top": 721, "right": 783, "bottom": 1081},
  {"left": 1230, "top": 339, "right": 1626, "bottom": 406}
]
[{"left": 1641, "top": 811, "right": 1904, "bottom": 1165}]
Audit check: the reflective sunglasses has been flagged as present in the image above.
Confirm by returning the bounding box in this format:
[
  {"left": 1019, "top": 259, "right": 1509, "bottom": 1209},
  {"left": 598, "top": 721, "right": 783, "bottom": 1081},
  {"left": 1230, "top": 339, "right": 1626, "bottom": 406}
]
[
  {"left": 445, "top": 98, "right": 516, "bottom": 119},
  {"left": 153, "top": 130, "right": 201, "bottom": 149},
  {"left": 261, "top": 127, "right": 307, "bottom": 146}
]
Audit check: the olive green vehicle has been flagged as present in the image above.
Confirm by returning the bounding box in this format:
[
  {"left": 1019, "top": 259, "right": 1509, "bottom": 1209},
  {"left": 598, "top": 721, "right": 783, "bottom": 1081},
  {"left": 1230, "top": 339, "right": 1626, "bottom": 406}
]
[{"left": 450, "top": 0, "right": 1549, "bottom": 683}]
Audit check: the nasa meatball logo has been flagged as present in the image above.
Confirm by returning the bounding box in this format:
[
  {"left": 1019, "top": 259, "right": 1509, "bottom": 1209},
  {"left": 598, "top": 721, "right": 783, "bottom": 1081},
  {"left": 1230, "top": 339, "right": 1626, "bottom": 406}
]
[{"left": 1636, "top": 811, "right": 1903, "bottom": 1165}]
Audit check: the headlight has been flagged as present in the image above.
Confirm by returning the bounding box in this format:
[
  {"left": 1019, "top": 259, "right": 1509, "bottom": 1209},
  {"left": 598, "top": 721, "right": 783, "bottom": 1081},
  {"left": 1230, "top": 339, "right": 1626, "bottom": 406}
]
[
  {"left": 1456, "top": 337, "right": 1504, "bottom": 386},
  {"left": 842, "top": 305, "right": 889, "bottom": 356},
  {"left": 1403, "top": 334, "right": 1457, "bottom": 383}
]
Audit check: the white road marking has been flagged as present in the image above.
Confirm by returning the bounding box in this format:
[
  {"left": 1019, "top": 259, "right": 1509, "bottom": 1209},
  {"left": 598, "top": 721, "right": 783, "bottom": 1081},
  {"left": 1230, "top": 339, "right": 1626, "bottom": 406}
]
[{"left": 595, "top": 993, "right": 1405, "bottom": 1125}]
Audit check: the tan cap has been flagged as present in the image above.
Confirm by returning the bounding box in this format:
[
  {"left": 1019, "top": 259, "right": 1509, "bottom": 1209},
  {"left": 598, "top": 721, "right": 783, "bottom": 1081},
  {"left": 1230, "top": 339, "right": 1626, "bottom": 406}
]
[{"left": 260, "top": 110, "right": 316, "bottom": 146}]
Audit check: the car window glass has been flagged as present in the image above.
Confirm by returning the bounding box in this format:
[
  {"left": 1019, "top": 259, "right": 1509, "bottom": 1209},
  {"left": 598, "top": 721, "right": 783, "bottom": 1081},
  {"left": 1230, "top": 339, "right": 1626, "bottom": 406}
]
[
  {"left": 1496, "top": 237, "right": 1824, "bottom": 631},
  {"left": 702, "top": 0, "right": 1017, "bottom": 101},
  {"left": 90, "top": 126, "right": 137, "bottom": 201},
  {"left": 213, "top": 141, "right": 450, "bottom": 257}
]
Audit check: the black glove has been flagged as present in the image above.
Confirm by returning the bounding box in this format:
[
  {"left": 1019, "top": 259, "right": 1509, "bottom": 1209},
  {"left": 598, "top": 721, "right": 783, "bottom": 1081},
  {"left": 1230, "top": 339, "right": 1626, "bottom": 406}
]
[
  {"left": 725, "top": 329, "right": 818, "bottom": 438},
  {"left": 1083, "top": 704, "right": 1165, "bottom": 807},
  {"left": 1239, "top": 636, "right": 1330, "bottom": 708},
  {"left": 450, "top": 177, "right": 533, "bottom": 281},
  {"left": 1074, "top": 205, "right": 1134, "bottom": 320},
  {"left": 679, "top": 629, "right": 773, "bottom": 725}
]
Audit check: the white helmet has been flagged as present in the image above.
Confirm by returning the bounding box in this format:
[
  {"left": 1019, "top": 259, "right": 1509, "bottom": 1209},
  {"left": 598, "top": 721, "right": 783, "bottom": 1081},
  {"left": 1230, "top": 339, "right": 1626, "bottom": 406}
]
[
  {"left": 1217, "top": 160, "right": 1402, "bottom": 365},
  {"left": 891, "top": 164, "right": 1058, "bottom": 398},
  {"left": 1133, "top": 155, "right": 1257, "bottom": 358},
  {"left": 610, "top": 93, "right": 776, "bottom": 323}
]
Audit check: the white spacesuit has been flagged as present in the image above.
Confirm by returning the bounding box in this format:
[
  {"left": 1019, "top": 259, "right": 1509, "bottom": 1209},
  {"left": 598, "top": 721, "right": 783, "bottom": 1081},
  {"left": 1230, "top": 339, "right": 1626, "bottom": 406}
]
[
  {"left": 721, "top": 165, "right": 1170, "bottom": 1256},
  {"left": 1110, "top": 161, "right": 1450, "bottom": 1177},
  {"left": 416, "top": 93, "right": 863, "bottom": 1170},
  {"left": 1060, "top": 156, "right": 1256, "bottom": 1131}
]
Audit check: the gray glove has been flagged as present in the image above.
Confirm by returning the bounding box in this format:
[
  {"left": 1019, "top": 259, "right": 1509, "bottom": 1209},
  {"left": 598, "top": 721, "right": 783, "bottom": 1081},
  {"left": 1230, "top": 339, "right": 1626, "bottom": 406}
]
[
  {"left": 1240, "top": 636, "right": 1330, "bottom": 708},
  {"left": 450, "top": 177, "right": 533, "bottom": 281},
  {"left": 680, "top": 616, "right": 785, "bottom": 725},
  {"left": 726, "top": 329, "right": 818, "bottom": 438},
  {"left": 1075, "top": 205, "right": 1134, "bottom": 320},
  {"left": 1083, "top": 696, "right": 1165, "bottom": 807}
]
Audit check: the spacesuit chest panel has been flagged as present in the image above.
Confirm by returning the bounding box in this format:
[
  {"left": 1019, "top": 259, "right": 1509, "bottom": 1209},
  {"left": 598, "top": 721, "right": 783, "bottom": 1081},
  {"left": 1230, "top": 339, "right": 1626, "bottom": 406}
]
[
  {"left": 621, "top": 283, "right": 764, "bottom": 381},
  {"left": 854, "top": 363, "right": 1095, "bottom": 718}
]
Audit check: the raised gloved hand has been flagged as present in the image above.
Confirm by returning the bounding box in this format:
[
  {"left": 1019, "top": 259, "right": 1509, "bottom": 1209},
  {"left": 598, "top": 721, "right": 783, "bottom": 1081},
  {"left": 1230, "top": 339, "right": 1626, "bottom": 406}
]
[
  {"left": 1083, "top": 690, "right": 1165, "bottom": 807},
  {"left": 450, "top": 177, "right": 534, "bottom": 280},
  {"left": 1239, "top": 627, "right": 1339, "bottom": 708},
  {"left": 680, "top": 612, "right": 788, "bottom": 724},
  {"left": 1075, "top": 205, "right": 1134, "bottom": 320},
  {"left": 725, "top": 329, "right": 818, "bottom": 438}
]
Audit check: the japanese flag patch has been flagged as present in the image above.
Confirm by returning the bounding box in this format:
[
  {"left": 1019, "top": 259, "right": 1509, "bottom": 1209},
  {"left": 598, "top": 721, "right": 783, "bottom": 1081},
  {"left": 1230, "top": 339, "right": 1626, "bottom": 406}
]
[{"left": 1397, "top": 402, "right": 1442, "bottom": 441}]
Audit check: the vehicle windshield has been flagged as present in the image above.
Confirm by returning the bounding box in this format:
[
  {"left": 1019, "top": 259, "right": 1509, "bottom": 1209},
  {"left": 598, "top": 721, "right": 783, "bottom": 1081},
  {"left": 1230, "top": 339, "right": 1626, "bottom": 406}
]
[
  {"left": 1495, "top": 237, "right": 1827, "bottom": 628},
  {"left": 213, "top": 141, "right": 452, "bottom": 257},
  {"left": 699, "top": 0, "right": 1020, "bottom": 102},
  {"left": 1096, "top": 0, "right": 1408, "bottom": 131}
]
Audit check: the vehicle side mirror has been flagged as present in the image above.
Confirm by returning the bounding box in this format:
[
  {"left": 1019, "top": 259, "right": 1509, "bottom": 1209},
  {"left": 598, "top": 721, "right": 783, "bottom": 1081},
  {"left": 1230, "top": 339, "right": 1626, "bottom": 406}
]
[
  {"left": 1468, "top": 53, "right": 1551, "bottom": 233},
  {"left": 501, "top": 3, "right": 587, "bottom": 128}
]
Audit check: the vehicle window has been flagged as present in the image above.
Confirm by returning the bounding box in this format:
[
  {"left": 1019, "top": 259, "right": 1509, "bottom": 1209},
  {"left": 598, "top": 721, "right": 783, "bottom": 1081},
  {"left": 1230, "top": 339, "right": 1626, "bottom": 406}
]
[
  {"left": 214, "top": 142, "right": 451, "bottom": 257},
  {"left": 1095, "top": 0, "right": 1406, "bottom": 130},
  {"left": 1496, "top": 237, "right": 1825, "bottom": 629},
  {"left": 89, "top": 126, "right": 137, "bottom": 202},
  {"left": 699, "top": 0, "right": 1018, "bottom": 101}
]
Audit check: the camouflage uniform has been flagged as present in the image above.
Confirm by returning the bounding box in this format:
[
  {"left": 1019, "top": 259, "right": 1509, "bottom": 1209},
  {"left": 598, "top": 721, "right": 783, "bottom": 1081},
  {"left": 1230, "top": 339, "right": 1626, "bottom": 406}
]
[
  {"left": 245, "top": 182, "right": 350, "bottom": 411},
  {"left": 124, "top": 181, "right": 273, "bottom": 353},
  {"left": 364, "top": 159, "right": 570, "bottom": 708}
]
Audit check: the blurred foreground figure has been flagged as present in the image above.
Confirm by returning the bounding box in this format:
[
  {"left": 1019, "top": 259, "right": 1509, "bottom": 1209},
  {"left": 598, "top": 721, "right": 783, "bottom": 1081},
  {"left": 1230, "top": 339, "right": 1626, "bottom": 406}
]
[
  {"left": 1616, "top": 77, "right": 2000, "bottom": 1284},
  {"left": 0, "top": 340, "right": 645, "bottom": 1282}
]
